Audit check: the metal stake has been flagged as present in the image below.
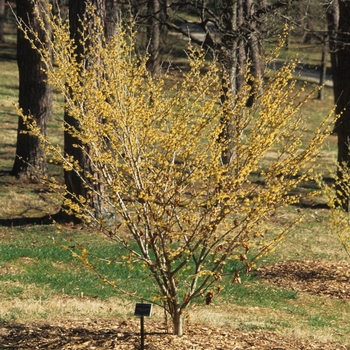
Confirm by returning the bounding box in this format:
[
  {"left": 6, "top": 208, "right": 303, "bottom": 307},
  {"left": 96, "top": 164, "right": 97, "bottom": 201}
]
[{"left": 140, "top": 316, "right": 145, "bottom": 350}]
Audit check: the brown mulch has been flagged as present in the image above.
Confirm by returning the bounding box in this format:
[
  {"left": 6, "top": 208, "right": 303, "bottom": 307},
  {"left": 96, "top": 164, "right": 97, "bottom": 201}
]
[
  {"left": 0, "top": 318, "right": 348, "bottom": 350},
  {"left": 255, "top": 259, "right": 350, "bottom": 299}
]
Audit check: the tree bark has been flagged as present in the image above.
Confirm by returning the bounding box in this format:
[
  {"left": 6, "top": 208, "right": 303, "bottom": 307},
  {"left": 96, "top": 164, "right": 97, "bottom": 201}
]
[
  {"left": 146, "top": 0, "right": 161, "bottom": 75},
  {"left": 63, "top": 0, "right": 111, "bottom": 220},
  {"left": 172, "top": 310, "right": 183, "bottom": 336},
  {"left": 218, "top": 0, "right": 243, "bottom": 165},
  {"left": 63, "top": 0, "right": 87, "bottom": 209},
  {"left": 0, "top": 0, "right": 5, "bottom": 43},
  {"left": 317, "top": 32, "right": 328, "bottom": 101},
  {"left": 105, "top": 0, "right": 117, "bottom": 40},
  {"left": 218, "top": 0, "right": 263, "bottom": 162},
  {"left": 327, "top": 0, "right": 350, "bottom": 209},
  {"left": 11, "top": 0, "right": 51, "bottom": 180},
  {"left": 246, "top": 0, "right": 265, "bottom": 107}
]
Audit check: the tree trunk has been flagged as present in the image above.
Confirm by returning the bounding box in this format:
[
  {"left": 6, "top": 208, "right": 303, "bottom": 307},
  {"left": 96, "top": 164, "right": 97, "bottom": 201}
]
[
  {"left": 63, "top": 0, "right": 88, "bottom": 219},
  {"left": 146, "top": 0, "right": 161, "bottom": 75},
  {"left": 246, "top": 0, "right": 265, "bottom": 107},
  {"left": 11, "top": 0, "right": 51, "bottom": 180},
  {"left": 218, "top": 0, "right": 241, "bottom": 165},
  {"left": 105, "top": 0, "right": 117, "bottom": 40},
  {"left": 63, "top": 0, "right": 110, "bottom": 220},
  {"left": 0, "top": 0, "right": 5, "bottom": 43},
  {"left": 327, "top": 0, "right": 350, "bottom": 209},
  {"left": 172, "top": 311, "right": 183, "bottom": 336},
  {"left": 217, "top": 0, "right": 268, "bottom": 165},
  {"left": 317, "top": 33, "right": 328, "bottom": 101}
]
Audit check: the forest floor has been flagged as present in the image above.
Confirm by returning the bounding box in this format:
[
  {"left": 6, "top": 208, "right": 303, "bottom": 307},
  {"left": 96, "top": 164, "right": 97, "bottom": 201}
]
[{"left": 1, "top": 259, "right": 349, "bottom": 349}]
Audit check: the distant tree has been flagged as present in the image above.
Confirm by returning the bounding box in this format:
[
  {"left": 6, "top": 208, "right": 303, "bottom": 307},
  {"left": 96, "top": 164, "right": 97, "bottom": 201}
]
[
  {"left": 11, "top": 0, "right": 52, "bottom": 180},
  {"left": 20, "top": 4, "right": 335, "bottom": 335},
  {"left": 146, "top": 0, "right": 161, "bottom": 75},
  {"left": 326, "top": 0, "right": 350, "bottom": 210},
  {"left": 319, "top": 0, "right": 350, "bottom": 267},
  {"left": 62, "top": 0, "right": 116, "bottom": 220},
  {"left": 122, "top": 0, "right": 166, "bottom": 75},
  {"left": 0, "top": 0, "right": 5, "bottom": 43},
  {"left": 163, "top": 0, "right": 305, "bottom": 164},
  {"left": 105, "top": 0, "right": 117, "bottom": 39}
]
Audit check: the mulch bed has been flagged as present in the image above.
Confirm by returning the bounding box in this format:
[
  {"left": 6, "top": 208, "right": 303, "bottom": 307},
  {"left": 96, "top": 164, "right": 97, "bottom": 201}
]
[
  {"left": 255, "top": 259, "right": 350, "bottom": 299},
  {"left": 0, "top": 318, "right": 348, "bottom": 349}
]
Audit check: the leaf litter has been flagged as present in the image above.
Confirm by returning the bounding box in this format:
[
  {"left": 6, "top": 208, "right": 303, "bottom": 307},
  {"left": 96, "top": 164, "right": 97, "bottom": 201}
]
[
  {"left": 256, "top": 260, "right": 350, "bottom": 299},
  {"left": 0, "top": 318, "right": 347, "bottom": 349}
]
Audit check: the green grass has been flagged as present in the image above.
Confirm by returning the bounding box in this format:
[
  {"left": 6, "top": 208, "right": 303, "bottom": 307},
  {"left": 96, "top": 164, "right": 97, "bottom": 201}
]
[{"left": 0, "top": 226, "right": 157, "bottom": 301}]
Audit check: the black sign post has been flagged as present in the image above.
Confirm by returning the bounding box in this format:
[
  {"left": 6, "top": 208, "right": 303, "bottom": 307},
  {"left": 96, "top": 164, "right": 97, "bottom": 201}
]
[{"left": 134, "top": 303, "right": 152, "bottom": 350}]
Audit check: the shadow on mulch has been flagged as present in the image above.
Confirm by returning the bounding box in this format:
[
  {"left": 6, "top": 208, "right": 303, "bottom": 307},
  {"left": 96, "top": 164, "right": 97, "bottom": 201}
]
[{"left": 256, "top": 260, "right": 350, "bottom": 299}]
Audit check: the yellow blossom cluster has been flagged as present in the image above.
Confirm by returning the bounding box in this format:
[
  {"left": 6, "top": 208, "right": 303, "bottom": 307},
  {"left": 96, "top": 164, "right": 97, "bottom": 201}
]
[{"left": 16, "top": 2, "right": 336, "bottom": 334}]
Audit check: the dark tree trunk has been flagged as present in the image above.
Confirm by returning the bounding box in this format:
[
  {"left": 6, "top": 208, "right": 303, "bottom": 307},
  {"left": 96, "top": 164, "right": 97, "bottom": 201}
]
[
  {"left": 218, "top": 0, "right": 240, "bottom": 165},
  {"left": 245, "top": 0, "right": 265, "bottom": 107},
  {"left": 146, "top": 0, "right": 161, "bottom": 75},
  {"left": 63, "top": 0, "right": 110, "bottom": 220},
  {"left": 317, "top": 32, "right": 328, "bottom": 101},
  {"left": 327, "top": 0, "right": 350, "bottom": 209},
  {"left": 11, "top": 0, "right": 51, "bottom": 180},
  {"left": 0, "top": 0, "right": 5, "bottom": 43},
  {"left": 105, "top": 0, "right": 117, "bottom": 40}
]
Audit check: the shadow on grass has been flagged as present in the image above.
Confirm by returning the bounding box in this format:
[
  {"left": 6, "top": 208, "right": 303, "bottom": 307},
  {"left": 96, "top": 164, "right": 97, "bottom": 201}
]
[
  {"left": 0, "top": 210, "right": 84, "bottom": 227},
  {"left": 0, "top": 84, "right": 18, "bottom": 94},
  {"left": 0, "top": 215, "right": 55, "bottom": 226},
  {"left": 0, "top": 42, "right": 16, "bottom": 61},
  {"left": 0, "top": 169, "right": 335, "bottom": 226}
]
